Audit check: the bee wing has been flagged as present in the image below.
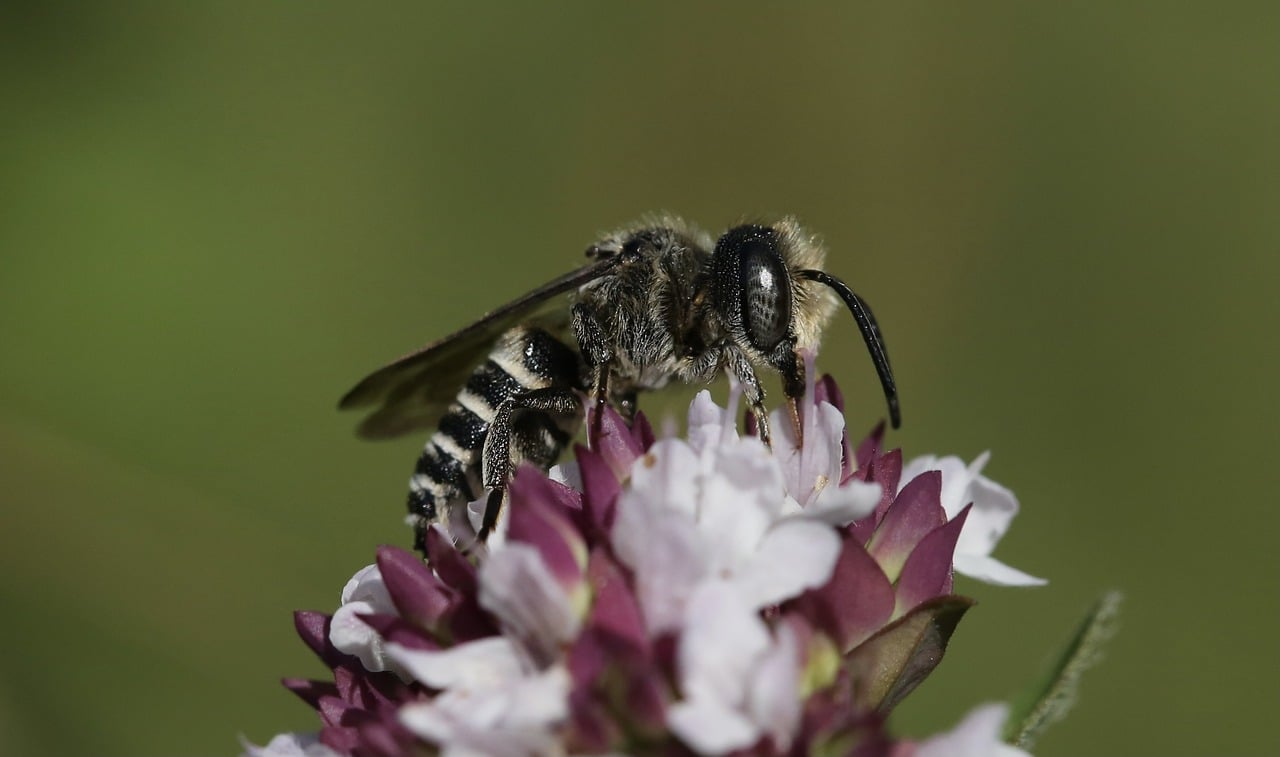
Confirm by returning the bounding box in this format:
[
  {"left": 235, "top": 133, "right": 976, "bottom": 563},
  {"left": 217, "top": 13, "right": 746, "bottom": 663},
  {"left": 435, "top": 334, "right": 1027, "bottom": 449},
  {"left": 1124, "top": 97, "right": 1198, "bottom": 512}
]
[{"left": 339, "top": 256, "right": 620, "bottom": 439}]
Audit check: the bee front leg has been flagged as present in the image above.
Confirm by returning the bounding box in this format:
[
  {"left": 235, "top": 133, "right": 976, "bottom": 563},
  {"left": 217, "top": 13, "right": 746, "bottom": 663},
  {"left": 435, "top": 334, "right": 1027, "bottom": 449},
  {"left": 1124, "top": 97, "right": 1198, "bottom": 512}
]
[
  {"left": 773, "top": 345, "right": 805, "bottom": 449},
  {"left": 478, "top": 387, "right": 582, "bottom": 540},
  {"left": 725, "top": 347, "right": 773, "bottom": 447}
]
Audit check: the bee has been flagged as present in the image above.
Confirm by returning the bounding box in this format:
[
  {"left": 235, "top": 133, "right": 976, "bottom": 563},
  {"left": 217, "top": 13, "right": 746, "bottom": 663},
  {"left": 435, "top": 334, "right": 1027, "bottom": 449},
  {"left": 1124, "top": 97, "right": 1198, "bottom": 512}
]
[{"left": 340, "top": 216, "right": 900, "bottom": 550}]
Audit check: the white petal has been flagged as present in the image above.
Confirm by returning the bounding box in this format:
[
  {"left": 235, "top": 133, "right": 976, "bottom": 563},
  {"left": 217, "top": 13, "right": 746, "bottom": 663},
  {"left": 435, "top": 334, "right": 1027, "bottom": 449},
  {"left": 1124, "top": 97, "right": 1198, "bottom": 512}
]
[
  {"left": 387, "top": 638, "right": 522, "bottom": 689},
  {"left": 330, "top": 600, "right": 395, "bottom": 673},
  {"left": 908, "top": 454, "right": 974, "bottom": 518},
  {"left": 698, "top": 439, "right": 784, "bottom": 571},
  {"left": 914, "top": 703, "right": 1031, "bottom": 757},
  {"left": 678, "top": 582, "right": 770, "bottom": 707},
  {"left": 625, "top": 511, "right": 710, "bottom": 634},
  {"left": 772, "top": 401, "right": 848, "bottom": 509},
  {"left": 733, "top": 519, "right": 840, "bottom": 609},
  {"left": 548, "top": 460, "right": 582, "bottom": 490},
  {"left": 622, "top": 438, "right": 703, "bottom": 523},
  {"left": 767, "top": 409, "right": 801, "bottom": 486},
  {"left": 239, "top": 732, "right": 341, "bottom": 757},
  {"left": 339, "top": 564, "right": 392, "bottom": 609},
  {"left": 440, "top": 745, "right": 498, "bottom": 757},
  {"left": 670, "top": 582, "right": 806, "bottom": 754},
  {"left": 954, "top": 554, "right": 1047, "bottom": 587},
  {"left": 614, "top": 441, "right": 712, "bottom": 633},
  {"left": 811, "top": 400, "right": 848, "bottom": 455},
  {"left": 747, "top": 623, "right": 801, "bottom": 750},
  {"left": 955, "top": 473, "right": 1019, "bottom": 558},
  {"left": 398, "top": 666, "right": 570, "bottom": 756},
  {"left": 687, "top": 390, "right": 738, "bottom": 453},
  {"left": 667, "top": 697, "right": 760, "bottom": 755},
  {"left": 803, "top": 478, "right": 881, "bottom": 525},
  {"left": 898, "top": 453, "right": 939, "bottom": 492},
  {"left": 479, "top": 542, "right": 580, "bottom": 659},
  {"left": 902, "top": 453, "right": 1044, "bottom": 585},
  {"left": 331, "top": 565, "right": 399, "bottom": 673},
  {"left": 504, "top": 666, "right": 572, "bottom": 727},
  {"left": 399, "top": 701, "right": 453, "bottom": 745},
  {"left": 463, "top": 492, "right": 505, "bottom": 547},
  {"left": 941, "top": 452, "right": 986, "bottom": 516}
]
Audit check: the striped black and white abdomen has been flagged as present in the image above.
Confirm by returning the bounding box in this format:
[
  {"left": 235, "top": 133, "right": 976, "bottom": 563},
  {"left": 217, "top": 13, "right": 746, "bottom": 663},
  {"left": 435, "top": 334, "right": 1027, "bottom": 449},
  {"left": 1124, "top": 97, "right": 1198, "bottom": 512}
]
[{"left": 407, "top": 325, "right": 584, "bottom": 549}]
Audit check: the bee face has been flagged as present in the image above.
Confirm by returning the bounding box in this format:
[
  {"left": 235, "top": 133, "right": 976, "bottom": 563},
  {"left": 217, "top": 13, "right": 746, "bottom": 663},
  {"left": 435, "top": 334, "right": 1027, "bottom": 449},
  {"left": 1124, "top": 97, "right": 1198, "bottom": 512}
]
[{"left": 705, "top": 220, "right": 846, "bottom": 402}]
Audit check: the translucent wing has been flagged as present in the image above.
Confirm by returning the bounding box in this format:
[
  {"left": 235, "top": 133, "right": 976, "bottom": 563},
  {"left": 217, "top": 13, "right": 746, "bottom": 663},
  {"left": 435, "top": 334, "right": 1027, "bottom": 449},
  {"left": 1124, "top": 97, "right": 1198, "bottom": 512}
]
[{"left": 339, "top": 256, "right": 621, "bottom": 439}]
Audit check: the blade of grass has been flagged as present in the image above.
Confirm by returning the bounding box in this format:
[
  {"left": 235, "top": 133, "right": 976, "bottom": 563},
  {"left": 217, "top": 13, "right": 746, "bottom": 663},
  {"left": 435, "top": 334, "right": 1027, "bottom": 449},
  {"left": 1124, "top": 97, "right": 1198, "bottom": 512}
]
[{"left": 1006, "top": 591, "right": 1123, "bottom": 750}]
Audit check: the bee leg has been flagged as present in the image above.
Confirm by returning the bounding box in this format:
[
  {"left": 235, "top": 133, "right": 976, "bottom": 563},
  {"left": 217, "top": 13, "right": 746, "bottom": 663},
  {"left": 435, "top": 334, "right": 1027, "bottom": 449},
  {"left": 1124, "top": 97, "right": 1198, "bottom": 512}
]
[
  {"left": 776, "top": 346, "right": 806, "bottom": 449},
  {"left": 477, "top": 487, "right": 505, "bottom": 543},
  {"left": 572, "top": 303, "right": 614, "bottom": 442},
  {"left": 572, "top": 303, "right": 612, "bottom": 367},
  {"left": 726, "top": 348, "right": 773, "bottom": 447},
  {"left": 477, "top": 387, "right": 582, "bottom": 540},
  {"left": 589, "top": 365, "right": 611, "bottom": 443},
  {"left": 482, "top": 387, "right": 581, "bottom": 489}
]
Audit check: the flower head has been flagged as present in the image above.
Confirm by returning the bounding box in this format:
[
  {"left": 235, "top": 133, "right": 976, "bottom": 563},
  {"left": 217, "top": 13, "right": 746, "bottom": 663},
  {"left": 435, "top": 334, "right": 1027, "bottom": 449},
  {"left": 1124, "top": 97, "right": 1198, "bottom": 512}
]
[{"left": 245, "top": 371, "right": 1042, "bottom": 756}]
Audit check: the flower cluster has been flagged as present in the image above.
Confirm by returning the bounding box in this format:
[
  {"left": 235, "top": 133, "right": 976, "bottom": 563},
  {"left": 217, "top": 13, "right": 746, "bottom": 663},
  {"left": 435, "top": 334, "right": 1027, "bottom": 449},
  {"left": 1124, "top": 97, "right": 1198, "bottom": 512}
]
[{"left": 246, "top": 372, "right": 1042, "bottom": 757}]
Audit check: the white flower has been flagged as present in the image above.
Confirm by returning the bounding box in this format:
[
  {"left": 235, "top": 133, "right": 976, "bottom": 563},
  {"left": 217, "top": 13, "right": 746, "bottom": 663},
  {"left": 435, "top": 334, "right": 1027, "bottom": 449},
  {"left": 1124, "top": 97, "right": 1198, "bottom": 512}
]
[
  {"left": 479, "top": 542, "right": 581, "bottom": 665},
  {"left": 239, "top": 732, "right": 342, "bottom": 757},
  {"left": 913, "top": 703, "right": 1031, "bottom": 757},
  {"left": 329, "top": 564, "right": 401, "bottom": 674},
  {"left": 612, "top": 407, "right": 837, "bottom": 634},
  {"left": 900, "top": 453, "right": 1046, "bottom": 586},
  {"left": 389, "top": 640, "right": 571, "bottom": 757},
  {"left": 667, "top": 581, "right": 802, "bottom": 755},
  {"left": 688, "top": 387, "right": 880, "bottom": 524},
  {"left": 259, "top": 381, "right": 1056, "bottom": 757},
  {"left": 612, "top": 390, "right": 880, "bottom": 634},
  {"left": 768, "top": 393, "right": 879, "bottom": 524}
]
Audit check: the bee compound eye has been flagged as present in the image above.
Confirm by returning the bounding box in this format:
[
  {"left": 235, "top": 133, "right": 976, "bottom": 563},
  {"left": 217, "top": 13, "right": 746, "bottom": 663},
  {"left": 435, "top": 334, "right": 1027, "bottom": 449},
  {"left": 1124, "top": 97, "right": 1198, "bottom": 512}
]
[
  {"left": 737, "top": 237, "right": 792, "bottom": 353},
  {"left": 713, "top": 225, "right": 794, "bottom": 354}
]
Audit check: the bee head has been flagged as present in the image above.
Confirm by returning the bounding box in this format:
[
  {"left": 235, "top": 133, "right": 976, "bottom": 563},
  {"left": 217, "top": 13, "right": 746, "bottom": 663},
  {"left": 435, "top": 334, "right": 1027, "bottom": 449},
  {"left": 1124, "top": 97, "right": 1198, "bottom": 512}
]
[
  {"left": 711, "top": 223, "right": 810, "bottom": 400},
  {"left": 712, "top": 219, "right": 901, "bottom": 429}
]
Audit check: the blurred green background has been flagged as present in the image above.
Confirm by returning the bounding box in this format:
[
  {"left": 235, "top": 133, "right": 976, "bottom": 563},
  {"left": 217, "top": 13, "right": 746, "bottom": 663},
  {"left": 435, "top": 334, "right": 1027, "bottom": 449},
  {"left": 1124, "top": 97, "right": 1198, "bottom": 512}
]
[{"left": 1, "top": 3, "right": 1275, "bottom": 755}]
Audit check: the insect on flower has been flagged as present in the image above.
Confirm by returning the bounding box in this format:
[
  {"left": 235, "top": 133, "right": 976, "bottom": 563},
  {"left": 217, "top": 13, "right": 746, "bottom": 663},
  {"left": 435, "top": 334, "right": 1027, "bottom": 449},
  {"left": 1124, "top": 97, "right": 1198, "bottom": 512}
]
[{"left": 339, "top": 216, "right": 900, "bottom": 550}]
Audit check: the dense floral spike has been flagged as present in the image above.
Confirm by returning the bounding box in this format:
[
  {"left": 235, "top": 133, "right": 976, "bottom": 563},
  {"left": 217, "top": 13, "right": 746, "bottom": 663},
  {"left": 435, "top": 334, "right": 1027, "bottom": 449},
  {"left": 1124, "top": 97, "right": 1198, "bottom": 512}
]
[{"left": 246, "top": 371, "right": 1044, "bottom": 757}]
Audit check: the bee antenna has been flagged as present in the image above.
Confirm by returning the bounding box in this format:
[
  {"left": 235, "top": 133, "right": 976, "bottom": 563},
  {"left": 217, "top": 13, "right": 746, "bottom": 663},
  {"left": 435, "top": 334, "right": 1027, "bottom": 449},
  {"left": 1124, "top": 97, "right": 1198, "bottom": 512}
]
[{"left": 797, "top": 270, "right": 901, "bottom": 429}]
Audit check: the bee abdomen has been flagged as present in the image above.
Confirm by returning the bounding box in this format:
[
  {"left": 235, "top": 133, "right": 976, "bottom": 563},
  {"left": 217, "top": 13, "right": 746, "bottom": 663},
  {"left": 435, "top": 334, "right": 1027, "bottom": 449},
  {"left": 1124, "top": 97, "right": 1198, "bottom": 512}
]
[{"left": 407, "top": 326, "right": 583, "bottom": 550}]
